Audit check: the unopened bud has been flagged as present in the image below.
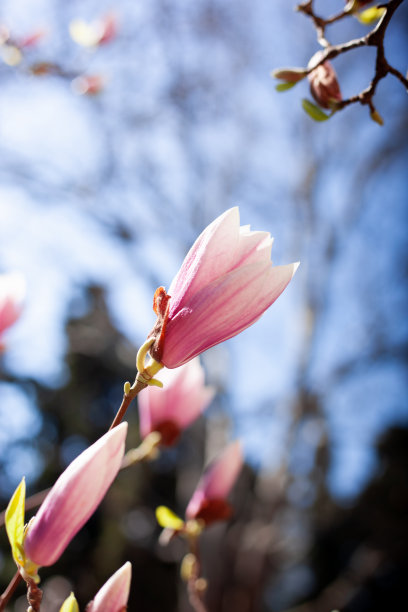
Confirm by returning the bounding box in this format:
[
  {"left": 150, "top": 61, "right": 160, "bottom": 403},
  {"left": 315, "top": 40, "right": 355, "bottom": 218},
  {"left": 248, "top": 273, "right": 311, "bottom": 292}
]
[{"left": 308, "top": 52, "right": 342, "bottom": 110}]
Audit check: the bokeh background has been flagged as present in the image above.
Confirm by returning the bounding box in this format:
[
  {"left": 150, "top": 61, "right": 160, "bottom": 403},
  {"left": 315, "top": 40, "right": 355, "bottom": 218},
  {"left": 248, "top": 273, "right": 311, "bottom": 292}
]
[{"left": 0, "top": 0, "right": 407, "bottom": 610}]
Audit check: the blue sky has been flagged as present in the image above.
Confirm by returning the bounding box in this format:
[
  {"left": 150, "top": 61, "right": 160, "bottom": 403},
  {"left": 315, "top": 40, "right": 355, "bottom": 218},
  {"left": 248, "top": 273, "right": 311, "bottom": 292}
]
[{"left": 0, "top": 0, "right": 407, "bottom": 501}]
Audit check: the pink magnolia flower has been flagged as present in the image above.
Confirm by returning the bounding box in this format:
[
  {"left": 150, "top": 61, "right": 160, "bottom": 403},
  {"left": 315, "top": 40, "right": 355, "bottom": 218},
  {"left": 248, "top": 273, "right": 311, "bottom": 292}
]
[
  {"left": 97, "top": 13, "right": 117, "bottom": 45},
  {"left": 0, "top": 272, "right": 25, "bottom": 341},
  {"left": 148, "top": 207, "right": 298, "bottom": 369},
  {"left": 138, "top": 358, "right": 214, "bottom": 446},
  {"left": 308, "top": 52, "right": 342, "bottom": 110},
  {"left": 71, "top": 74, "right": 105, "bottom": 96},
  {"left": 186, "top": 441, "right": 243, "bottom": 526},
  {"left": 87, "top": 562, "right": 132, "bottom": 612},
  {"left": 23, "top": 423, "right": 127, "bottom": 569}
]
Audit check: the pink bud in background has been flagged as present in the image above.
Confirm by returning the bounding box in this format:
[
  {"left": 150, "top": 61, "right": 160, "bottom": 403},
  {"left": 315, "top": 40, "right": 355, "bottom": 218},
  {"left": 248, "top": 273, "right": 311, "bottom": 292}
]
[
  {"left": 138, "top": 359, "right": 214, "bottom": 446},
  {"left": 186, "top": 441, "right": 243, "bottom": 526},
  {"left": 97, "top": 13, "right": 117, "bottom": 45},
  {"left": 71, "top": 74, "right": 105, "bottom": 96},
  {"left": 87, "top": 562, "right": 132, "bottom": 612},
  {"left": 18, "top": 29, "right": 46, "bottom": 49},
  {"left": 149, "top": 207, "right": 298, "bottom": 368},
  {"left": 308, "top": 52, "right": 342, "bottom": 110},
  {"left": 24, "top": 423, "right": 127, "bottom": 568},
  {"left": 0, "top": 272, "right": 25, "bottom": 342}
]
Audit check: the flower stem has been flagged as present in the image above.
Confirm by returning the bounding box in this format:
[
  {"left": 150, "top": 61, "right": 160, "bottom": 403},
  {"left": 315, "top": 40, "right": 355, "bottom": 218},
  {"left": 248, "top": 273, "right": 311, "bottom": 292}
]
[
  {"left": 109, "top": 378, "right": 147, "bottom": 430},
  {"left": 26, "top": 577, "right": 42, "bottom": 611},
  {"left": 186, "top": 536, "right": 208, "bottom": 612},
  {"left": 0, "top": 570, "right": 22, "bottom": 612},
  {"left": 110, "top": 341, "right": 164, "bottom": 430}
]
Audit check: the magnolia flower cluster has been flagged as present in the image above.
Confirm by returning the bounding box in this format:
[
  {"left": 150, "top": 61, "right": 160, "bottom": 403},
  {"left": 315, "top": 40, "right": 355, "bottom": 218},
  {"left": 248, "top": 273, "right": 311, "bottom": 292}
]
[{"left": 4, "top": 207, "right": 298, "bottom": 610}]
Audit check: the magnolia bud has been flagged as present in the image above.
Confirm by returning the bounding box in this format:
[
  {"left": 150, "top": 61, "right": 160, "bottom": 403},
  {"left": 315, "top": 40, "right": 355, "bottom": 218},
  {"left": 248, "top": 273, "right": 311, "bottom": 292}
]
[{"left": 308, "top": 52, "right": 342, "bottom": 110}]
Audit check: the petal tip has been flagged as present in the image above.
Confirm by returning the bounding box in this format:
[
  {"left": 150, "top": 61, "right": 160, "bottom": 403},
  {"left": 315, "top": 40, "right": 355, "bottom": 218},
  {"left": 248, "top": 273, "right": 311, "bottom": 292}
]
[{"left": 292, "top": 261, "right": 300, "bottom": 277}]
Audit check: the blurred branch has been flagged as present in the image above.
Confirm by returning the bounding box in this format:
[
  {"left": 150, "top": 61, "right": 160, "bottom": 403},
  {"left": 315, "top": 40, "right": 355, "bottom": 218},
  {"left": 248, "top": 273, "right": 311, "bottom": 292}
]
[
  {"left": 276, "top": 0, "right": 407, "bottom": 122},
  {"left": 305, "top": 0, "right": 408, "bottom": 115},
  {"left": 328, "top": 341, "right": 408, "bottom": 387}
]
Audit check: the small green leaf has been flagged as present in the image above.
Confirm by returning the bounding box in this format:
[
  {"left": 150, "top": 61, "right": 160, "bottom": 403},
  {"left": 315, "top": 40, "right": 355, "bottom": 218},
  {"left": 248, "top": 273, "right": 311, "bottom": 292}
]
[
  {"left": 156, "top": 506, "right": 185, "bottom": 530},
  {"left": 302, "top": 99, "right": 330, "bottom": 122},
  {"left": 5, "top": 477, "right": 26, "bottom": 565},
  {"left": 59, "top": 593, "right": 79, "bottom": 612},
  {"left": 357, "top": 7, "right": 386, "bottom": 25},
  {"left": 275, "top": 81, "right": 297, "bottom": 92}
]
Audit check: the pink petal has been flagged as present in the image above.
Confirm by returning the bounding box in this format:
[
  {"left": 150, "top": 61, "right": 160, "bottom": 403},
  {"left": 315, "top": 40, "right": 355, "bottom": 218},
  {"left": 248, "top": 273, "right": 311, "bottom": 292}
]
[
  {"left": 186, "top": 441, "right": 243, "bottom": 520},
  {"left": 199, "top": 441, "right": 243, "bottom": 499},
  {"left": 87, "top": 562, "right": 132, "bottom": 612},
  {"left": 236, "top": 227, "right": 273, "bottom": 267},
  {"left": 162, "top": 262, "right": 298, "bottom": 368},
  {"left": 24, "top": 423, "right": 127, "bottom": 567},
  {"left": 138, "top": 358, "right": 214, "bottom": 440},
  {"left": 0, "top": 272, "right": 25, "bottom": 335},
  {"left": 168, "top": 208, "right": 240, "bottom": 316}
]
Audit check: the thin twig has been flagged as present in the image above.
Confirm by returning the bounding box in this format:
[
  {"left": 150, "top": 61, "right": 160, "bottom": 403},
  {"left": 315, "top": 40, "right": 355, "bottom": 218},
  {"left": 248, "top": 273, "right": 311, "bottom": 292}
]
[
  {"left": 187, "top": 583, "right": 208, "bottom": 612},
  {"left": 0, "top": 570, "right": 22, "bottom": 612},
  {"left": 109, "top": 378, "right": 147, "bottom": 430},
  {"left": 186, "top": 537, "right": 209, "bottom": 612},
  {"left": 297, "top": 0, "right": 407, "bottom": 116},
  {"left": 297, "top": 0, "right": 352, "bottom": 46}
]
